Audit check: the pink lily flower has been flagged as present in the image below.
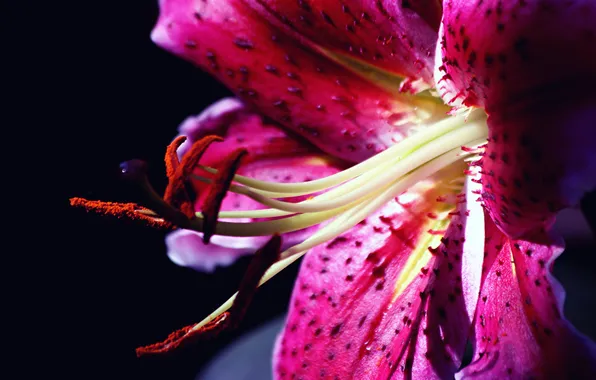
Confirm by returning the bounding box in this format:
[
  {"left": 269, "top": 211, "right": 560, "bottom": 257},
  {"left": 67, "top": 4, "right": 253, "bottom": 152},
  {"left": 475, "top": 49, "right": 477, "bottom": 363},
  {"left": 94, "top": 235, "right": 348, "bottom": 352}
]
[{"left": 72, "top": 0, "right": 596, "bottom": 378}]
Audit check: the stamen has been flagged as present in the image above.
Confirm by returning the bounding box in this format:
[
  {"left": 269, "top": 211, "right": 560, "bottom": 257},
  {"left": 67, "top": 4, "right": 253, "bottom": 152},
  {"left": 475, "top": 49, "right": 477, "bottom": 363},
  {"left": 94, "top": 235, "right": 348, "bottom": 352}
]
[
  {"left": 69, "top": 197, "right": 173, "bottom": 230},
  {"left": 189, "top": 146, "right": 474, "bottom": 330},
  {"left": 197, "top": 110, "right": 486, "bottom": 196},
  {"left": 119, "top": 159, "right": 191, "bottom": 228},
  {"left": 135, "top": 312, "right": 229, "bottom": 357},
  {"left": 227, "top": 234, "right": 281, "bottom": 327},
  {"left": 164, "top": 135, "right": 222, "bottom": 218},
  {"left": 136, "top": 235, "right": 281, "bottom": 356},
  {"left": 165, "top": 135, "right": 187, "bottom": 179},
  {"left": 218, "top": 120, "right": 486, "bottom": 214},
  {"left": 201, "top": 148, "right": 247, "bottom": 243}
]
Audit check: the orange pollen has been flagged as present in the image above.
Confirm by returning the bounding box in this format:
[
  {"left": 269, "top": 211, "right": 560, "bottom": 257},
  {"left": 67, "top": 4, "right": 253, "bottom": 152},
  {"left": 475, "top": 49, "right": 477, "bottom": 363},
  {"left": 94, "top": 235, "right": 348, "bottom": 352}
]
[{"left": 69, "top": 197, "right": 174, "bottom": 230}]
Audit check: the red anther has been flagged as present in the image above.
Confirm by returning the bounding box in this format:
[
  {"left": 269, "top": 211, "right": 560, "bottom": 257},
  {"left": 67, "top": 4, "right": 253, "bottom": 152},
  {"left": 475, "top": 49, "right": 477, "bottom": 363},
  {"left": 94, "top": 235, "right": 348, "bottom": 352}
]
[
  {"left": 69, "top": 197, "right": 174, "bottom": 230},
  {"left": 136, "top": 312, "right": 230, "bottom": 357},
  {"left": 164, "top": 135, "right": 222, "bottom": 218},
  {"left": 201, "top": 148, "right": 248, "bottom": 243},
  {"left": 165, "top": 135, "right": 187, "bottom": 179},
  {"left": 135, "top": 235, "right": 281, "bottom": 357}
]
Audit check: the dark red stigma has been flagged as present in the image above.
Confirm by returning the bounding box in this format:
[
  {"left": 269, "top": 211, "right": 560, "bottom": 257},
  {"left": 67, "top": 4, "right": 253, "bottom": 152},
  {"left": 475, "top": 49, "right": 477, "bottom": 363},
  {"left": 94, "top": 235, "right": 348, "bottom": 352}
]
[{"left": 70, "top": 135, "right": 247, "bottom": 238}]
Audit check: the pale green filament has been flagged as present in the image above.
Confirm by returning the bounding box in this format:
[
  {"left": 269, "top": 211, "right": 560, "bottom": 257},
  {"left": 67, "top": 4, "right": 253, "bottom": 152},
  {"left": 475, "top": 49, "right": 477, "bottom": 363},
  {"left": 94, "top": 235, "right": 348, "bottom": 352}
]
[
  {"left": 225, "top": 119, "right": 486, "bottom": 215},
  {"left": 186, "top": 117, "right": 486, "bottom": 239},
  {"left": 176, "top": 111, "right": 489, "bottom": 332},
  {"left": 190, "top": 142, "right": 483, "bottom": 332},
  {"left": 197, "top": 109, "right": 485, "bottom": 197}
]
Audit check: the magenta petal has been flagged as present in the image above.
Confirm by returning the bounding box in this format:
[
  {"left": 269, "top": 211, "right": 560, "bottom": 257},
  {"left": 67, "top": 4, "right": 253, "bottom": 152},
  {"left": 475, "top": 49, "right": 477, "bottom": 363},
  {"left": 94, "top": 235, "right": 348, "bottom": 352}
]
[
  {"left": 244, "top": 0, "right": 440, "bottom": 86},
  {"left": 152, "top": 0, "right": 431, "bottom": 163},
  {"left": 458, "top": 219, "right": 596, "bottom": 379},
  {"left": 166, "top": 229, "right": 249, "bottom": 272},
  {"left": 435, "top": 0, "right": 596, "bottom": 109},
  {"left": 273, "top": 178, "right": 485, "bottom": 379},
  {"left": 435, "top": 0, "right": 596, "bottom": 237},
  {"left": 174, "top": 98, "right": 314, "bottom": 166},
  {"left": 480, "top": 100, "right": 596, "bottom": 238}
]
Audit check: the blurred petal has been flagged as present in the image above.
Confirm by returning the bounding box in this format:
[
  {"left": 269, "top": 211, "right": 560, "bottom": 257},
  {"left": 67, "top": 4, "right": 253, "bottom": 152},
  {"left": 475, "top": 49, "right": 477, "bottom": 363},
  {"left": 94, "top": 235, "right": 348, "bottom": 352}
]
[
  {"left": 245, "top": 0, "right": 441, "bottom": 86},
  {"left": 152, "top": 0, "right": 440, "bottom": 163},
  {"left": 166, "top": 99, "right": 343, "bottom": 271},
  {"left": 458, "top": 219, "right": 596, "bottom": 379},
  {"left": 273, "top": 172, "right": 485, "bottom": 379}
]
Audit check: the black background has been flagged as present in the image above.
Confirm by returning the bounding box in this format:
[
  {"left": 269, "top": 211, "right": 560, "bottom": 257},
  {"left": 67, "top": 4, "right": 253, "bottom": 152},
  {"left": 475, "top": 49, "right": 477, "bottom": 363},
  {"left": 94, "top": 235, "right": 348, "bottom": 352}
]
[
  {"left": 13, "top": 1, "right": 596, "bottom": 379},
  {"left": 32, "top": 1, "right": 296, "bottom": 379}
]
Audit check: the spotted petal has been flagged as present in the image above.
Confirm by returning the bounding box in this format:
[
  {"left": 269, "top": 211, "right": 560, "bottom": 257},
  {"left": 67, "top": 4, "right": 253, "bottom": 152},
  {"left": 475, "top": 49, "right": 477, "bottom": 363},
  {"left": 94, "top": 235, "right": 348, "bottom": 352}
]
[
  {"left": 152, "top": 0, "right": 443, "bottom": 163},
  {"left": 273, "top": 170, "right": 485, "bottom": 379},
  {"left": 244, "top": 0, "right": 441, "bottom": 86},
  {"left": 435, "top": 0, "right": 596, "bottom": 237},
  {"left": 166, "top": 98, "right": 343, "bottom": 272},
  {"left": 435, "top": 0, "right": 596, "bottom": 110},
  {"left": 458, "top": 218, "right": 596, "bottom": 379}
]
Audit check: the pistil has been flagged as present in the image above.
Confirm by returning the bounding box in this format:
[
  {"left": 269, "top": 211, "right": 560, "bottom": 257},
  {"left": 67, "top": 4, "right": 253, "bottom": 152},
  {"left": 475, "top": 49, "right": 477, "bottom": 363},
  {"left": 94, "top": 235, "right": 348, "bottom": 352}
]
[{"left": 71, "top": 110, "right": 489, "bottom": 350}]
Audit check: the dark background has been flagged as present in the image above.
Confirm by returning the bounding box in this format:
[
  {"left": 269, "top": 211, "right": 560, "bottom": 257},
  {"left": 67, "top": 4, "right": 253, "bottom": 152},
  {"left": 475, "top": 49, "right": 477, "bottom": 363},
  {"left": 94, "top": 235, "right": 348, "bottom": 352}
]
[
  {"left": 15, "top": 1, "right": 595, "bottom": 379},
  {"left": 41, "top": 1, "right": 296, "bottom": 379}
]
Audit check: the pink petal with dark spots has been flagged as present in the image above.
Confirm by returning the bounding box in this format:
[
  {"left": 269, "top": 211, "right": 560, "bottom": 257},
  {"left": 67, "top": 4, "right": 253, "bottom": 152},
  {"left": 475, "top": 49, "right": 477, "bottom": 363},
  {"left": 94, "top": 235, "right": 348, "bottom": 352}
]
[
  {"left": 458, "top": 218, "right": 596, "bottom": 379},
  {"left": 244, "top": 0, "right": 441, "bottom": 87},
  {"left": 435, "top": 0, "right": 596, "bottom": 110},
  {"left": 152, "top": 0, "right": 433, "bottom": 163},
  {"left": 174, "top": 98, "right": 314, "bottom": 167},
  {"left": 273, "top": 176, "right": 485, "bottom": 379},
  {"left": 480, "top": 98, "right": 596, "bottom": 238},
  {"left": 166, "top": 98, "right": 343, "bottom": 271},
  {"left": 435, "top": 0, "right": 596, "bottom": 237}
]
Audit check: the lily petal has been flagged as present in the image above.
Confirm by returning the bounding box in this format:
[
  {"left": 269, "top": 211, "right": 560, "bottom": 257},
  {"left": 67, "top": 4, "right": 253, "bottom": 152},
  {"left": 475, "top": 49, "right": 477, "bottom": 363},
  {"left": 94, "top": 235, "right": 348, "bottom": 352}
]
[
  {"left": 480, "top": 100, "right": 596, "bottom": 238},
  {"left": 152, "top": 0, "right": 441, "bottom": 163},
  {"left": 435, "top": 0, "right": 596, "bottom": 237},
  {"left": 273, "top": 170, "right": 485, "bottom": 379},
  {"left": 435, "top": 0, "right": 596, "bottom": 110},
  {"left": 244, "top": 0, "right": 441, "bottom": 87},
  {"left": 166, "top": 98, "right": 343, "bottom": 271},
  {"left": 458, "top": 218, "right": 596, "bottom": 379}
]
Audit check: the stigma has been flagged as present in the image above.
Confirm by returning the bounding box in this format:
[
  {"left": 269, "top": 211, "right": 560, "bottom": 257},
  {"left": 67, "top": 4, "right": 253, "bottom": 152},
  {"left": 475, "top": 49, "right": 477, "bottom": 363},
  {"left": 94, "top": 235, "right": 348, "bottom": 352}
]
[{"left": 71, "top": 109, "right": 488, "bottom": 347}]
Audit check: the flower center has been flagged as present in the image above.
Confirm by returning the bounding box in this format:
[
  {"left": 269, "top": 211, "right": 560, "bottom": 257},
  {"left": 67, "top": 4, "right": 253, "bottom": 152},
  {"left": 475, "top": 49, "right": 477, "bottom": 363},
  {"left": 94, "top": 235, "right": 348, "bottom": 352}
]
[
  {"left": 71, "top": 109, "right": 488, "bottom": 339},
  {"left": 176, "top": 110, "right": 487, "bottom": 330}
]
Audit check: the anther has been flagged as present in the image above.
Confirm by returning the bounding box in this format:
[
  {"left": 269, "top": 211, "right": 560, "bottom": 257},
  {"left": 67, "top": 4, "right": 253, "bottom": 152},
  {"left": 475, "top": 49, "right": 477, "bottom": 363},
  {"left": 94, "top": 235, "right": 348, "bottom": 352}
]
[
  {"left": 69, "top": 197, "right": 174, "bottom": 230},
  {"left": 164, "top": 135, "right": 222, "bottom": 218},
  {"left": 135, "top": 235, "right": 281, "bottom": 357},
  {"left": 201, "top": 148, "right": 247, "bottom": 243},
  {"left": 165, "top": 135, "right": 187, "bottom": 179},
  {"left": 136, "top": 312, "right": 230, "bottom": 357}
]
